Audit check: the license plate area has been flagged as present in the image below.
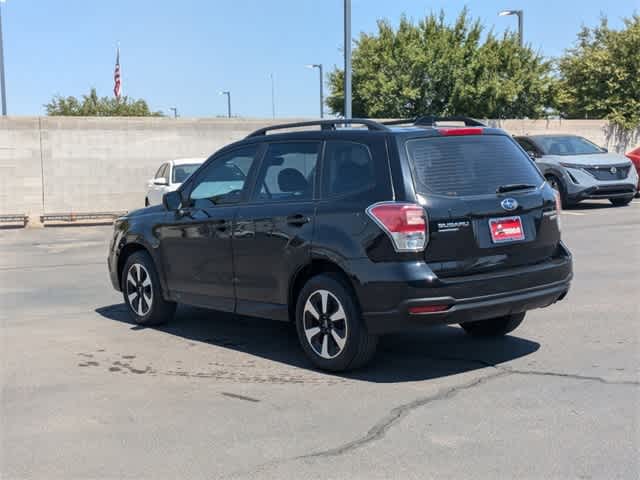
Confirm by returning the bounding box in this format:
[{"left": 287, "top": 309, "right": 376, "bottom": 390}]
[{"left": 489, "top": 216, "right": 525, "bottom": 243}]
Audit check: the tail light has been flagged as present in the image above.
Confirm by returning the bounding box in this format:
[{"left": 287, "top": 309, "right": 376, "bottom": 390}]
[
  {"left": 554, "top": 191, "right": 562, "bottom": 231},
  {"left": 366, "top": 202, "right": 428, "bottom": 252}
]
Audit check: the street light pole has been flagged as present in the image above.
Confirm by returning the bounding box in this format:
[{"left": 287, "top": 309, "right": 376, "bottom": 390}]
[
  {"left": 220, "top": 91, "right": 231, "bottom": 118},
  {"left": 499, "top": 9, "right": 524, "bottom": 47},
  {"left": 169, "top": 107, "right": 178, "bottom": 118},
  {"left": 344, "top": 0, "right": 352, "bottom": 119},
  {"left": 270, "top": 73, "right": 275, "bottom": 119},
  {"left": 0, "top": 1, "right": 8, "bottom": 116},
  {"left": 306, "top": 64, "right": 324, "bottom": 118}
]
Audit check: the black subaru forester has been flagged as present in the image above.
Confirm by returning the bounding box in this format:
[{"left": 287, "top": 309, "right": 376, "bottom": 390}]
[{"left": 108, "top": 117, "right": 572, "bottom": 371}]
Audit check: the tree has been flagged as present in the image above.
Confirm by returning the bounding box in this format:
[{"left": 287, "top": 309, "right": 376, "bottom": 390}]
[
  {"left": 327, "top": 9, "right": 555, "bottom": 119},
  {"left": 45, "top": 88, "right": 163, "bottom": 116},
  {"left": 555, "top": 15, "right": 640, "bottom": 130}
]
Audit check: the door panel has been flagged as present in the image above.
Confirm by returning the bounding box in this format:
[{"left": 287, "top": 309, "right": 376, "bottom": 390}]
[
  {"left": 233, "top": 141, "right": 320, "bottom": 316},
  {"left": 157, "top": 146, "right": 260, "bottom": 311},
  {"left": 234, "top": 202, "right": 315, "bottom": 309},
  {"left": 158, "top": 206, "right": 236, "bottom": 311}
]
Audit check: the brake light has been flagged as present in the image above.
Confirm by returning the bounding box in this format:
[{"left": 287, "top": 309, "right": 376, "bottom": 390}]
[
  {"left": 366, "top": 202, "right": 428, "bottom": 252},
  {"left": 437, "top": 127, "right": 484, "bottom": 136}
]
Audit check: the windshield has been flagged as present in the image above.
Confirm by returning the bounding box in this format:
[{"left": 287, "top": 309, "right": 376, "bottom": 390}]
[
  {"left": 406, "top": 135, "right": 543, "bottom": 197},
  {"left": 172, "top": 163, "right": 201, "bottom": 184},
  {"left": 535, "top": 136, "right": 604, "bottom": 156}
]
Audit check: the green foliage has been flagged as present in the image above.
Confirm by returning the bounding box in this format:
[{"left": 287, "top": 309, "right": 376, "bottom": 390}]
[
  {"left": 45, "top": 88, "right": 163, "bottom": 117},
  {"left": 327, "top": 9, "right": 554, "bottom": 119},
  {"left": 555, "top": 15, "right": 640, "bottom": 130}
]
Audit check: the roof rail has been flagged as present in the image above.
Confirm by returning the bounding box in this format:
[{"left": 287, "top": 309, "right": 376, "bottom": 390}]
[
  {"left": 415, "top": 116, "right": 486, "bottom": 127},
  {"left": 381, "top": 118, "right": 418, "bottom": 126},
  {"left": 246, "top": 119, "right": 390, "bottom": 138}
]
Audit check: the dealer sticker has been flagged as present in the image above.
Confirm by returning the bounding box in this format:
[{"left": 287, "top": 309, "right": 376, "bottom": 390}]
[{"left": 489, "top": 216, "right": 525, "bottom": 243}]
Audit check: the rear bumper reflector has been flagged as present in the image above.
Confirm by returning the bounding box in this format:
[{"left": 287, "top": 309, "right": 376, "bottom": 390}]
[{"left": 408, "top": 305, "right": 450, "bottom": 314}]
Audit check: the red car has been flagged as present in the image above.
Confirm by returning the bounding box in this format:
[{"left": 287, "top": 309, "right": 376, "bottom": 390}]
[{"left": 626, "top": 147, "right": 640, "bottom": 196}]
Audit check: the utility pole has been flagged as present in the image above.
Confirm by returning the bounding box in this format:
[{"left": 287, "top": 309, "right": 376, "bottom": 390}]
[
  {"left": 499, "top": 9, "right": 524, "bottom": 47},
  {"left": 220, "top": 91, "right": 231, "bottom": 118},
  {"left": 306, "top": 64, "right": 324, "bottom": 118},
  {"left": 344, "top": 0, "right": 352, "bottom": 119},
  {"left": 0, "top": 1, "right": 8, "bottom": 116},
  {"left": 270, "top": 73, "right": 275, "bottom": 119}
]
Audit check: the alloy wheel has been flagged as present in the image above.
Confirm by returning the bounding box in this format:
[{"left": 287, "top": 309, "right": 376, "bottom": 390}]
[
  {"left": 303, "top": 289, "right": 348, "bottom": 359},
  {"left": 125, "top": 263, "right": 153, "bottom": 316}
]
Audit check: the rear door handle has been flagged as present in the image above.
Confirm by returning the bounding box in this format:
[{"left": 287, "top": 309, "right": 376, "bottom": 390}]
[{"left": 286, "top": 214, "right": 310, "bottom": 226}]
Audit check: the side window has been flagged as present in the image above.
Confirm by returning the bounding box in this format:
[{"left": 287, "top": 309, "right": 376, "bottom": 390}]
[
  {"left": 252, "top": 142, "right": 320, "bottom": 202},
  {"left": 155, "top": 164, "right": 167, "bottom": 179},
  {"left": 163, "top": 164, "right": 171, "bottom": 183},
  {"left": 516, "top": 138, "right": 540, "bottom": 157},
  {"left": 322, "top": 141, "right": 375, "bottom": 197},
  {"left": 189, "top": 146, "right": 258, "bottom": 208}
]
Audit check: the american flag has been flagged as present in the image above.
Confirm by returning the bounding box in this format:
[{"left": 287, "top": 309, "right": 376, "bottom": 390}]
[{"left": 113, "top": 48, "right": 121, "bottom": 98}]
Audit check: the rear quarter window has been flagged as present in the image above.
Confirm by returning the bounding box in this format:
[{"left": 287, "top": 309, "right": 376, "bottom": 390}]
[{"left": 406, "top": 134, "right": 543, "bottom": 197}]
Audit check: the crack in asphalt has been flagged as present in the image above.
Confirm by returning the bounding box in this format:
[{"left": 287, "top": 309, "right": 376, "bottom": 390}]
[
  {"left": 222, "top": 354, "right": 638, "bottom": 476},
  {"left": 416, "top": 354, "right": 640, "bottom": 387},
  {"left": 299, "top": 356, "right": 638, "bottom": 460},
  {"left": 507, "top": 368, "right": 639, "bottom": 386},
  {"left": 300, "top": 370, "right": 510, "bottom": 459}
]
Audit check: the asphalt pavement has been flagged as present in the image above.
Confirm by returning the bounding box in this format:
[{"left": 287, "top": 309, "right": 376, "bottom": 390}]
[{"left": 1, "top": 200, "right": 638, "bottom": 479}]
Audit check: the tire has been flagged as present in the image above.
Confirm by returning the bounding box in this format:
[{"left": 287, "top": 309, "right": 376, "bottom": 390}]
[
  {"left": 610, "top": 197, "right": 632, "bottom": 207},
  {"left": 295, "top": 274, "right": 378, "bottom": 372},
  {"left": 460, "top": 312, "right": 525, "bottom": 337},
  {"left": 545, "top": 174, "right": 573, "bottom": 209},
  {"left": 121, "top": 250, "right": 176, "bottom": 326}
]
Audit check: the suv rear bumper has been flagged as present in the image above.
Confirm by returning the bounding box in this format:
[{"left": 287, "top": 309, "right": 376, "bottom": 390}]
[{"left": 350, "top": 244, "right": 572, "bottom": 335}]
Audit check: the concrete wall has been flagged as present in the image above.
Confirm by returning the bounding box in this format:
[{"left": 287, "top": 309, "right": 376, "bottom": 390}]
[
  {"left": 1, "top": 116, "right": 638, "bottom": 221},
  {"left": 0, "top": 117, "right": 43, "bottom": 218}
]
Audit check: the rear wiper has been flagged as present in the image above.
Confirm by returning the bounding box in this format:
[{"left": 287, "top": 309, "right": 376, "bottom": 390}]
[{"left": 496, "top": 183, "right": 537, "bottom": 194}]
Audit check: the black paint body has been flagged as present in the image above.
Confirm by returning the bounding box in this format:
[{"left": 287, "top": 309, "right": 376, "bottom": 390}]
[{"left": 108, "top": 127, "right": 572, "bottom": 334}]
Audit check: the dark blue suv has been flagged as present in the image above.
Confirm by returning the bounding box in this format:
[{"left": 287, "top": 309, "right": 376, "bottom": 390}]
[{"left": 108, "top": 117, "right": 572, "bottom": 371}]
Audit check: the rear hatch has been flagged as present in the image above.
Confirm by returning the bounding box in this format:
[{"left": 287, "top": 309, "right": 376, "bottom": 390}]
[{"left": 405, "top": 132, "right": 561, "bottom": 277}]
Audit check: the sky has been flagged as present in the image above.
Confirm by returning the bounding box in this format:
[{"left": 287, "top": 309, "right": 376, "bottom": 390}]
[{"left": 2, "top": 0, "right": 637, "bottom": 118}]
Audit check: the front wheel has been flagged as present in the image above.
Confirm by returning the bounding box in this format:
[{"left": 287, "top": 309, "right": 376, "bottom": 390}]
[
  {"left": 295, "top": 274, "right": 378, "bottom": 371},
  {"left": 460, "top": 312, "right": 525, "bottom": 337},
  {"left": 545, "top": 174, "right": 573, "bottom": 208},
  {"left": 121, "top": 251, "right": 176, "bottom": 326},
  {"left": 610, "top": 197, "right": 632, "bottom": 207}
]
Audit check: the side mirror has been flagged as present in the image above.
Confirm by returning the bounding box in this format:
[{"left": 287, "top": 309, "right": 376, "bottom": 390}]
[
  {"left": 162, "top": 191, "right": 182, "bottom": 211},
  {"left": 601, "top": 147, "right": 608, "bottom": 153},
  {"left": 153, "top": 178, "right": 169, "bottom": 186}
]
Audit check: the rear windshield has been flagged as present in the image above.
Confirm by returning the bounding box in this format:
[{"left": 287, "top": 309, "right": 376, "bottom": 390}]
[{"left": 406, "top": 135, "right": 543, "bottom": 197}]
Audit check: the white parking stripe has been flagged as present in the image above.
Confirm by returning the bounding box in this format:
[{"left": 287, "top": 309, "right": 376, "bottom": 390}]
[{"left": 561, "top": 211, "right": 586, "bottom": 216}]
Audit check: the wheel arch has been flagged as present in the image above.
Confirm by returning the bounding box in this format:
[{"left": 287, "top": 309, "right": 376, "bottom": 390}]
[
  {"left": 288, "top": 258, "right": 360, "bottom": 323},
  {"left": 117, "top": 243, "right": 150, "bottom": 290}
]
